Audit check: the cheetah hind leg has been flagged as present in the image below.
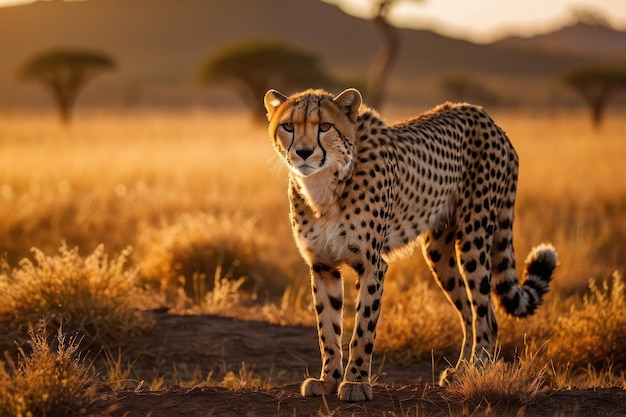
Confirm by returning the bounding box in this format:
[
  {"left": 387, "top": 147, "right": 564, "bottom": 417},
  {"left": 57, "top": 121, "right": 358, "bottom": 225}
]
[
  {"left": 301, "top": 378, "right": 339, "bottom": 397},
  {"left": 338, "top": 381, "right": 373, "bottom": 402},
  {"left": 437, "top": 359, "right": 471, "bottom": 386},
  {"left": 420, "top": 228, "right": 474, "bottom": 387}
]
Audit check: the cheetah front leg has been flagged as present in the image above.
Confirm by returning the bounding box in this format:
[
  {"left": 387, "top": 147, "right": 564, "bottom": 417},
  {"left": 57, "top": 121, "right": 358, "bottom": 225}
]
[
  {"left": 338, "top": 258, "right": 388, "bottom": 402},
  {"left": 301, "top": 263, "right": 344, "bottom": 397}
]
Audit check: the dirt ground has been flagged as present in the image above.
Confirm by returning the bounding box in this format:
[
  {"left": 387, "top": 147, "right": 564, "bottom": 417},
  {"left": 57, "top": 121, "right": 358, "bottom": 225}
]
[{"left": 90, "top": 312, "right": 626, "bottom": 417}]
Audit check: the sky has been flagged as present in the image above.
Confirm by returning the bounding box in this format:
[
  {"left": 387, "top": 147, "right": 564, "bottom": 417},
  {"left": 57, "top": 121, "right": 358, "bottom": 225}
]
[
  {"left": 1, "top": 0, "right": 626, "bottom": 43},
  {"left": 327, "top": 0, "right": 626, "bottom": 42}
]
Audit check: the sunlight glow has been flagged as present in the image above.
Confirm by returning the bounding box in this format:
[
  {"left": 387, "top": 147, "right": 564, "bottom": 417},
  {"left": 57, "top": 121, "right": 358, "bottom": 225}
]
[
  {"left": 0, "top": 0, "right": 85, "bottom": 5},
  {"left": 0, "top": 0, "right": 33, "bottom": 5},
  {"left": 324, "top": 0, "right": 626, "bottom": 42}
]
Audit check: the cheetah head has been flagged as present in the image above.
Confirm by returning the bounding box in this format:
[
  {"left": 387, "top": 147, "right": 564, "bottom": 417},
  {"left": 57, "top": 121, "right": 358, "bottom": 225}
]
[{"left": 264, "top": 88, "right": 362, "bottom": 177}]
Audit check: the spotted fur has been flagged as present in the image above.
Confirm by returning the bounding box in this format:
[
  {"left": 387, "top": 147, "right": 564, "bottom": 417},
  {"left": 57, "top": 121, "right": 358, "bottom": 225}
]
[{"left": 264, "top": 88, "right": 557, "bottom": 402}]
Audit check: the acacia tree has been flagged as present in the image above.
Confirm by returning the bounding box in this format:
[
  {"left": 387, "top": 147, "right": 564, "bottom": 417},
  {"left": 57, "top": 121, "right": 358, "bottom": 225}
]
[
  {"left": 562, "top": 66, "right": 626, "bottom": 129},
  {"left": 198, "top": 40, "right": 336, "bottom": 120},
  {"left": 20, "top": 49, "right": 116, "bottom": 124},
  {"left": 366, "top": 0, "right": 424, "bottom": 111}
]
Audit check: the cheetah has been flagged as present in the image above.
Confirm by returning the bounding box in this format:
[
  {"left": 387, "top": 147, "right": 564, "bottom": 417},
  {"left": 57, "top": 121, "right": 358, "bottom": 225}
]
[{"left": 264, "top": 88, "right": 557, "bottom": 402}]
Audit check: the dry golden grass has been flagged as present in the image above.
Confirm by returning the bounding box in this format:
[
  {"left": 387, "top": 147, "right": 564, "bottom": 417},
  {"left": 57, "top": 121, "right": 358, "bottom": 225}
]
[
  {"left": 502, "top": 109, "right": 626, "bottom": 291},
  {"left": 0, "top": 110, "right": 293, "bottom": 266},
  {"left": 0, "top": 107, "right": 625, "bottom": 406},
  {"left": 1, "top": 108, "right": 623, "bottom": 288}
]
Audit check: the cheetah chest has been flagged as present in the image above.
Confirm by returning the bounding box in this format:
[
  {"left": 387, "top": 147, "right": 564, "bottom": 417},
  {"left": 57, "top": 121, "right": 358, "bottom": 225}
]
[{"left": 295, "top": 214, "right": 352, "bottom": 265}]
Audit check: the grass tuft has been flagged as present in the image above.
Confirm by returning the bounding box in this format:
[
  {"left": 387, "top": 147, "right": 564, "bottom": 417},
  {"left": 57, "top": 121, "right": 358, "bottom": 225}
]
[
  {"left": 442, "top": 348, "right": 548, "bottom": 407},
  {"left": 219, "top": 362, "right": 265, "bottom": 389},
  {"left": 0, "top": 324, "right": 106, "bottom": 417},
  {"left": 182, "top": 266, "right": 248, "bottom": 314}
]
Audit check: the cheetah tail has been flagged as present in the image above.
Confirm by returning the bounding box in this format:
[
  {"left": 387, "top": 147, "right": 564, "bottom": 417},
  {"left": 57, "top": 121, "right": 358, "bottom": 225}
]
[{"left": 501, "top": 243, "right": 558, "bottom": 317}]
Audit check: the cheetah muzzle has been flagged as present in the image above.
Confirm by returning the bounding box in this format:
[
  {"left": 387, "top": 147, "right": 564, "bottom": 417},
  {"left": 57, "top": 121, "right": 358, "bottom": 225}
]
[{"left": 264, "top": 88, "right": 557, "bottom": 402}]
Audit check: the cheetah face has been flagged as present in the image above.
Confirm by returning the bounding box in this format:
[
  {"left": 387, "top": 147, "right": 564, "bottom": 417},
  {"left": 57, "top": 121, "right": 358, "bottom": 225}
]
[{"left": 264, "top": 89, "right": 362, "bottom": 177}]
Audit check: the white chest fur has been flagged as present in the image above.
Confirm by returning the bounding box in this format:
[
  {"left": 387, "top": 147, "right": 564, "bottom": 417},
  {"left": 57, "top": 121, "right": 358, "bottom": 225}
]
[
  {"left": 295, "top": 214, "right": 350, "bottom": 265},
  {"left": 294, "top": 171, "right": 339, "bottom": 218}
]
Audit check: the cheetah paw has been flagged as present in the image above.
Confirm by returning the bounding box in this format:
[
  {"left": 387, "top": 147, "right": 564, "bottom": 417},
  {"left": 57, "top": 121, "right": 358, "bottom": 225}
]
[
  {"left": 338, "top": 381, "right": 373, "bottom": 402},
  {"left": 438, "top": 366, "right": 458, "bottom": 386},
  {"left": 301, "top": 378, "right": 338, "bottom": 397}
]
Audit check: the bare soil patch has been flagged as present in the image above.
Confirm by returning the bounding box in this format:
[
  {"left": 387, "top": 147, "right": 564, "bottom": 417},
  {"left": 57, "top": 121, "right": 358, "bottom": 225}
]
[{"left": 89, "top": 312, "right": 626, "bottom": 416}]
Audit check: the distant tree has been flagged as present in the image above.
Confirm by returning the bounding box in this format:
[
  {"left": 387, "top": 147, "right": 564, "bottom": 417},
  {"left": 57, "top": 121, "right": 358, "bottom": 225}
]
[
  {"left": 562, "top": 66, "right": 626, "bottom": 129},
  {"left": 198, "top": 40, "right": 336, "bottom": 120},
  {"left": 20, "top": 49, "right": 116, "bottom": 124},
  {"left": 439, "top": 73, "right": 501, "bottom": 105},
  {"left": 439, "top": 73, "right": 475, "bottom": 100},
  {"left": 569, "top": 6, "right": 611, "bottom": 28},
  {"left": 365, "top": 0, "right": 425, "bottom": 111}
]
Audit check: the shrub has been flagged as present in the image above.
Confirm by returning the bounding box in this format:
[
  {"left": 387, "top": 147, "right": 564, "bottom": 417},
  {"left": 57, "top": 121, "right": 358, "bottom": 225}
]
[
  {"left": 0, "top": 244, "right": 152, "bottom": 351},
  {"left": 0, "top": 325, "right": 106, "bottom": 417},
  {"left": 548, "top": 271, "right": 626, "bottom": 369},
  {"left": 137, "top": 212, "right": 289, "bottom": 303}
]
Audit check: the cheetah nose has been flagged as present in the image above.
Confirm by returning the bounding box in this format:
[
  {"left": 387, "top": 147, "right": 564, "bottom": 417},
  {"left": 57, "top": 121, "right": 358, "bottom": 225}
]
[{"left": 295, "top": 147, "right": 314, "bottom": 160}]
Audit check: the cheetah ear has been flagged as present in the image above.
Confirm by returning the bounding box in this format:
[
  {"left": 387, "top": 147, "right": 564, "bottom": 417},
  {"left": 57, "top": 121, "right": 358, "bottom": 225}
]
[
  {"left": 264, "top": 89, "right": 288, "bottom": 121},
  {"left": 333, "top": 88, "right": 362, "bottom": 123}
]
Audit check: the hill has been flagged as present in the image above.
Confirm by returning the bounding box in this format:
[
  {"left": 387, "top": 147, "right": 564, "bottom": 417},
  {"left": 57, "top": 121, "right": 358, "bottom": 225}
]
[
  {"left": 0, "top": 0, "right": 624, "bottom": 108},
  {"left": 494, "top": 22, "right": 626, "bottom": 57}
]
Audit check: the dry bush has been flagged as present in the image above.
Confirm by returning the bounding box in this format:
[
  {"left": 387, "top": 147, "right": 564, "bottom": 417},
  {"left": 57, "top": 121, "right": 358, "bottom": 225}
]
[
  {"left": 442, "top": 349, "right": 548, "bottom": 407},
  {"left": 0, "top": 325, "right": 106, "bottom": 417},
  {"left": 548, "top": 271, "right": 626, "bottom": 369},
  {"left": 0, "top": 244, "right": 152, "bottom": 350},
  {"left": 136, "top": 212, "right": 289, "bottom": 303}
]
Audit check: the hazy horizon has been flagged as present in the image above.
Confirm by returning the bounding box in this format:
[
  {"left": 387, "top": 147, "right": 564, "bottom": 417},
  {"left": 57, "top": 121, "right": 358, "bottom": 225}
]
[{"left": 2, "top": 0, "right": 626, "bottom": 43}]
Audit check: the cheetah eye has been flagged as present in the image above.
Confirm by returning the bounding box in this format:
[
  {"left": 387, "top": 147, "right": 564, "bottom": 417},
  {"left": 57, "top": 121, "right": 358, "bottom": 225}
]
[
  {"left": 281, "top": 122, "right": 294, "bottom": 133},
  {"left": 319, "top": 123, "right": 332, "bottom": 132}
]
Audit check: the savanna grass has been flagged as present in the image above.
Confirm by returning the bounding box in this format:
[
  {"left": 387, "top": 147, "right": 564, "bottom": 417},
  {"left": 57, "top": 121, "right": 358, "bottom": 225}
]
[
  {"left": 0, "top": 108, "right": 625, "bottom": 391},
  {"left": 0, "top": 110, "right": 290, "bottom": 265}
]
